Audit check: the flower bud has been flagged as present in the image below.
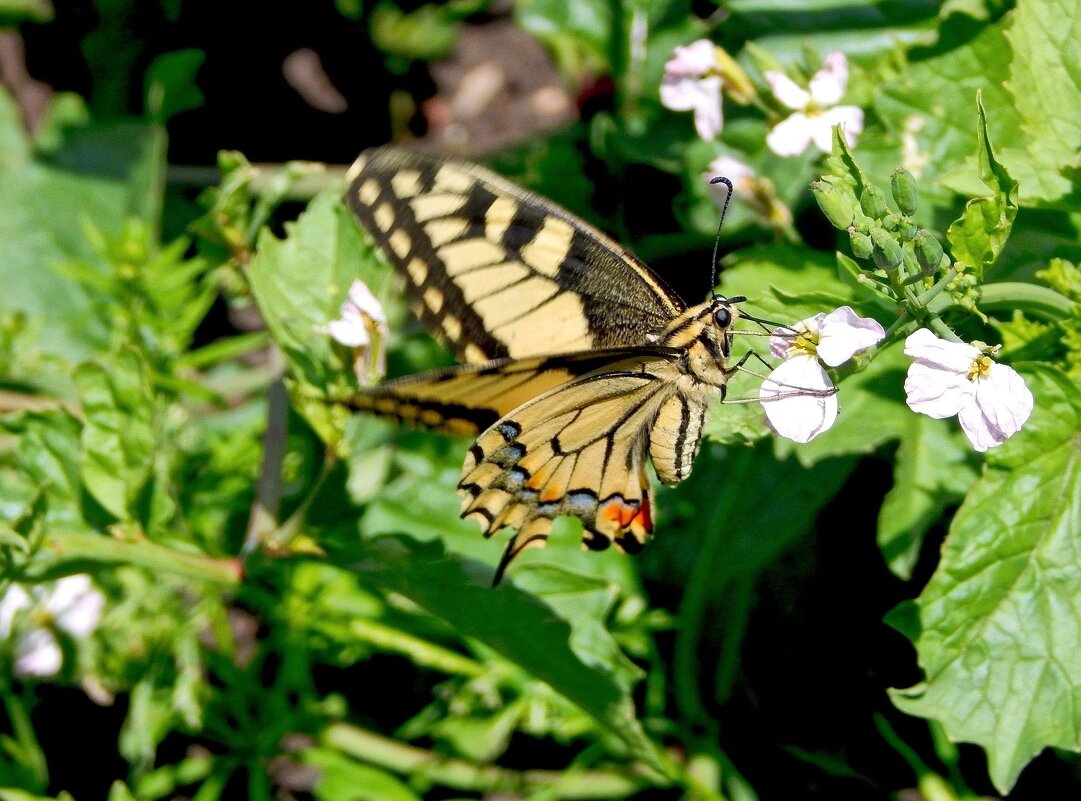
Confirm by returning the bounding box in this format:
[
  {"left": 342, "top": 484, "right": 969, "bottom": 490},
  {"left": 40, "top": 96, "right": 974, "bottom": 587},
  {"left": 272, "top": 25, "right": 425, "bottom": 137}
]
[
  {"left": 860, "top": 186, "right": 887, "bottom": 219},
  {"left": 811, "top": 181, "right": 854, "bottom": 229},
  {"left": 914, "top": 230, "right": 945, "bottom": 275},
  {"left": 890, "top": 168, "right": 918, "bottom": 216},
  {"left": 870, "top": 227, "right": 903, "bottom": 270},
  {"left": 849, "top": 228, "right": 873, "bottom": 259},
  {"left": 897, "top": 217, "right": 917, "bottom": 241}
]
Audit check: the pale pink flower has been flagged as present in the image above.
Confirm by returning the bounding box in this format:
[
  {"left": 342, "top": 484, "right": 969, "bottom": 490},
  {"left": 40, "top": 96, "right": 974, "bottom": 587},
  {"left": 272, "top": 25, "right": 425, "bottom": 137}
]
[
  {"left": 903, "top": 328, "right": 1033, "bottom": 452},
  {"left": 327, "top": 279, "right": 388, "bottom": 385},
  {"left": 765, "top": 52, "right": 863, "bottom": 157},
  {"left": 0, "top": 575, "right": 105, "bottom": 678},
  {"left": 661, "top": 40, "right": 724, "bottom": 140},
  {"left": 760, "top": 306, "right": 884, "bottom": 442}
]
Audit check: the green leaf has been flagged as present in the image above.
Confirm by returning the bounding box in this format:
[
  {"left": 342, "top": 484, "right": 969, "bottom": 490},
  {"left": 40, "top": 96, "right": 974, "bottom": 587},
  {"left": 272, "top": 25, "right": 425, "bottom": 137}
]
[
  {"left": 945, "top": 95, "right": 1018, "bottom": 279},
  {"left": 145, "top": 49, "right": 206, "bottom": 124},
  {"left": 888, "top": 365, "right": 1081, "bottom": 793},
  {"left": 370, "top": 2, "right": 459, "bottom": 62},
  {"left": 0, "top": 410, "right": 85, "bottom": 529},
  {"left": 0, "top": 84, "right": 29, "bottom": 167},
  {"left": 74, "top": 349, "right": 156, "bottom": 520},
  {"left": 346, "top": 536, "right": 668, "bottom": 774},
  {"left": 875, "top": 14, "right": 1026, "bottom": 207},
  {"left": 248, "top": 191, "right": 397, "bottom": 443},
  {"left": 877, "top": 415, "right": 978, "bottom": 579},
  {"left": 304, "top": 747, "right": 422, "bottom": 801},
  {"left": 515, "top": 0, "right": 613, "bottom": 75},
  {"left": 0, "top": 100, "right": 166, "bottom": 359},
  {"left": 998, "top": 0, "right": 1081, "bottom": 207},
  {"left": 0, "top": 0, "right": 53, "bottom": 22}
]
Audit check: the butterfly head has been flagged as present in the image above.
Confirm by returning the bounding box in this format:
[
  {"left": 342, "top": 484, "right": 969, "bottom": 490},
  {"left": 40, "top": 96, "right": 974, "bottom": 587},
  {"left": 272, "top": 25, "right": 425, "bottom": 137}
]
[{"left": 661, "top": 294, "right": 746, "bottom": 387}]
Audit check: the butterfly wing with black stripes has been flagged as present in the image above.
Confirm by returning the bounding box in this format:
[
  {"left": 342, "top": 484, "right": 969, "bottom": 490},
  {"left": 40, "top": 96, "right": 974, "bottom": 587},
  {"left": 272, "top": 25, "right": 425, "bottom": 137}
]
[{"left": 344, "top": 147, "right": 685, "bottom": 363}]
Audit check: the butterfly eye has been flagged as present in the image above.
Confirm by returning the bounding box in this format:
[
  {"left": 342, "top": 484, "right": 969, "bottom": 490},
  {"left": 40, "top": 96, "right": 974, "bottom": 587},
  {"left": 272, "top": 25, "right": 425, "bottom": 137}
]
[{"left": 714, "top": 307, "right": 732, "bottom": 328}]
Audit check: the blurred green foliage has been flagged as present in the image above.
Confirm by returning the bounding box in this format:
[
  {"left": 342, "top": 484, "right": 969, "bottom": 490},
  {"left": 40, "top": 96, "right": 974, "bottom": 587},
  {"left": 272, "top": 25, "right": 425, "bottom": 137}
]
[{"left": 1, "top": 0, "right": 1081, "bottom": 799}]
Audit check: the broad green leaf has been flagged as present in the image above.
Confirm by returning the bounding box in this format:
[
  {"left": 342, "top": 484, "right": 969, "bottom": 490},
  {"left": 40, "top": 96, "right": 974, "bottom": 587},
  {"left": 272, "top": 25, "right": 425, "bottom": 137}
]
[
  {"left": 875, "top": 14, "right": 1025, "bottom": 206},
  {"left": 74, "top": 349, "right": 156, "bottom": 520},
  {"left": 998, "top": 0, "right": 1081, "bottom": 207},
  {"left": 0, "top": 95, "right": 166, "bottom": 359},
  {"left": 877, "top": 415, "right": 978, "bottom": 579},
  {"left": 945, "top": 96, "right": 1018, "bottom": 279},
  {"left": 145, "top": 49, "right": 206, "bottom": 124},
  {"left": 888, "top": 366, "right": 1081, "bottom": 793},
  {"left": 347, "top": 536, "right": 668, "bottom": 774},
  {"left": 728, "top": 0, "right": 940, "bottom": 60}
]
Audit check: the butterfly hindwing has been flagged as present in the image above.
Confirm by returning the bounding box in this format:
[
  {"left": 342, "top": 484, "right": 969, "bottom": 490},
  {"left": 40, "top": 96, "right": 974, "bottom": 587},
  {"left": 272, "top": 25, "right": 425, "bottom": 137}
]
[
  {"left": 456, "top": 354, "right": 689, "bottom": 582},
  {"left": 344, "top": 147, "right": 686, "bottom": 363}
]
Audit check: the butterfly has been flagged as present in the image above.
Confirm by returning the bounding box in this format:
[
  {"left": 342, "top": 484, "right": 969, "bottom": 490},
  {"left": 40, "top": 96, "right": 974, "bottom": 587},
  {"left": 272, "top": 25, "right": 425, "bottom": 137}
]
[{"left": 343, "top": 146, "right": 762, "bottom": 584}]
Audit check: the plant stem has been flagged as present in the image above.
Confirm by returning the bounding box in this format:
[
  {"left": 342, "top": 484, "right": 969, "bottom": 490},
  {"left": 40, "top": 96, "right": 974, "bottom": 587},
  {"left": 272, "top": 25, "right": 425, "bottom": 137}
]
[
  {"left": 36, "top": 531, "right": 242, "bottom": 585},
  {"left": 348, "top": 618, "right": 486, "bottom": 677},
  {"left": 243, "top": 348, "right": 287, "bottom": 556},
  {"left": 321, "top": 722, "right": 657, "bottom": 799},
  {"left": 977, "top": 282, "right": 1074, "bottom": 321}
]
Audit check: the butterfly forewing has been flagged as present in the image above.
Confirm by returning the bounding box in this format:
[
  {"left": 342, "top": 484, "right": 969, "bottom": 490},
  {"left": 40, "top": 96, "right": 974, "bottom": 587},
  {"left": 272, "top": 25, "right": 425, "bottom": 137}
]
[{"left": 345, "top": 147, "right": 685, "bottom": 363}]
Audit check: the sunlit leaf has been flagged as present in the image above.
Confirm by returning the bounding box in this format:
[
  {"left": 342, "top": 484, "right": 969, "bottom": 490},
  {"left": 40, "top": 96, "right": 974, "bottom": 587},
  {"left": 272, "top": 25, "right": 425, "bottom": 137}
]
[{"left": 889, "top": 366, "right": 1081, "bottom": 793}]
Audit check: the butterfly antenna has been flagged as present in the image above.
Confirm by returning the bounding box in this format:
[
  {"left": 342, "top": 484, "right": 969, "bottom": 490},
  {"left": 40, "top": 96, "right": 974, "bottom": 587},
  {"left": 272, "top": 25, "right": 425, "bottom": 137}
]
[{"left": 709, "top": 176, "right": 734, "bottom": 298}]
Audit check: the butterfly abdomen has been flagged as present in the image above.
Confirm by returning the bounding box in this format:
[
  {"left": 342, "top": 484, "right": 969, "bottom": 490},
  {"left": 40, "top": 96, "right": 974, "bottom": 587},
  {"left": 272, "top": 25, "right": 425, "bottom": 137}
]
[{"left": 649, "top": 393, "right": 710, "bottom": 486}]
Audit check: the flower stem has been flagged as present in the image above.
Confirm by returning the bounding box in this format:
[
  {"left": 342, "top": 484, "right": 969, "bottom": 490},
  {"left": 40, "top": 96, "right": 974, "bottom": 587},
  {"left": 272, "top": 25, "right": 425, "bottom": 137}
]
[{"left": 916, "top": 267, "right": 958, "bottom": 307}]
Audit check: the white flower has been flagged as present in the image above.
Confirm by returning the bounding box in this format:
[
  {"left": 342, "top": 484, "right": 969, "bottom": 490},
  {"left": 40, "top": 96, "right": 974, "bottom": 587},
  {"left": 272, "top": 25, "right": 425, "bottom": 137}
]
[
  {"left": 0, "top": 575, "right": 105, "bottom": 679},
  {"left": 759, "top": 306, "right": 884, "bottom": 443},
  {"left": 661, "top": 39, "right": 724, "bottom": 140},
  {"left": 765, "top": 52, "right": 864, "bottom": 157},
  {"left": 327, "top": 279, "right": 388, "bottom": 385},
  {"left": 903, "top": 328, "right": 1033, "bottom": 452}
]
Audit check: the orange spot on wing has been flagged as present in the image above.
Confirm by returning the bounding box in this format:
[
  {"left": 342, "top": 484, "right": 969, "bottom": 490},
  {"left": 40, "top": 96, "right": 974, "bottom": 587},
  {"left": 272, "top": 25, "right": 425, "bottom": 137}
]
[{"left": 632, "top": 496, "right": 653, "bottom": 534}]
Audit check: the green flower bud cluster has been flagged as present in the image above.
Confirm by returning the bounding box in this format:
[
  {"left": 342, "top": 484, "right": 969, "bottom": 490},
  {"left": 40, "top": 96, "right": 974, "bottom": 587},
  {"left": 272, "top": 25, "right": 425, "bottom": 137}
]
[{"left": 813, "top": 168, "right": 949, "bottom": 281}]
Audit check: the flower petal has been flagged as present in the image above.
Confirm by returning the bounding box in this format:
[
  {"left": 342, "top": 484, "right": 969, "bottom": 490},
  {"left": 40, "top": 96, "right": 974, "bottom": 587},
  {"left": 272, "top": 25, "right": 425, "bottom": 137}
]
[
  {"left": 759, "top": 355, "right": 838, "bottom": 443},
  {"left": 971, "top": 363, "right": 1034, "bottom": 445},
  {"left": 904, "top": 360, "right": 975, "bottom": 419},
  {"left": 903, "top": 329, "right": 980, "bottom": 373},
  {"left": 766, "top": 112, "right": 815, "bottom": 157},
  {"left": 764, "top": 71, "right": 810, "bottom": 110},
  {"left": 816, "top": 306, "right": 884, "bottom": 366},
  {"left": 664, "top": 39, "right": 716, "bottom": 78},
  {"left": 769, "top": 313, "right": 824, "bottom": 359},
  {"left": 814, "top": 106, "right": 864, "bottom": 152},
  {"left": 957, "top": 402, "right": 1008, "bottom": 452},
  {"left": 347, "top": 279, "right": 387, "bottom": 325},
  {"left": 663, "top": 76, "right": 723, "bottom": 139},
  {"left": 50, "top": 575, "right": 105, "bottom": 638},
  {"left": 691, "top": 77, "right": 724, "bottom": 139},
  {"left": 327, "top": 309, "right": 371, "bottom": 347},
  {"left": 809, "top": 52, "right": 848, "bottom": 106},
  {"left": 706, "top": 155, "right": 754, "bottom": 192},
  {"left": 15, "top": 629, "right": 62, "bottom": 678}
]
